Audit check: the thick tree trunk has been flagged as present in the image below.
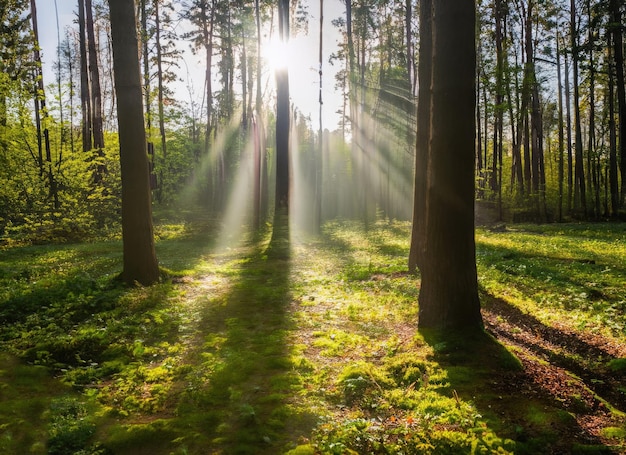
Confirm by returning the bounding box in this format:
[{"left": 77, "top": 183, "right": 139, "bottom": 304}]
[
  {"left": 417, "top": 0, "right": 482, "bottom": 331},
  {"left": 108, "top": 0, "right": 160, "bottom": 286}
]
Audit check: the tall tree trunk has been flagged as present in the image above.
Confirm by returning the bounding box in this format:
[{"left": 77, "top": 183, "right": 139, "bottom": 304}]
[
  {"left": 557, "top": 31, "right": 565, "bottom": 222},
  {"left": 30, "top": 0, "right": 59, "bottom": 210},
  {"left": 571, "top": 0, "right": 586, "bottom": 217},
  {"left": 155, "top": 0, "right": 167, "bottom": 201},
  {"left": 609, "top": 0, "right": 626, "bottom": 207},
  {"left": 408, "top": 0, "right": 432, "bottom": 273},
  {"left": 608, "top": 31, "right": 619, "bottom": 217},
  {"left": 269, "top": 0, "right": 291, "bottom": 255},
  {"left": 315, "top": 0, "right": 324, "bottom": 234},
  {"left": 78, "top": 0, "right": 92, "bottom": 152},
  {"left": 86, "top": 0, "right": 104, "bottom": 151},
  {"left": 203, "top": 1, "right": 215, "bottom": 156},
  {"left": 587, "top": 0, "right": 597, "bottom": 217},
  {"left": 418, "top": 0, "right": 482, "bottom": 331},
  {"left": 564, "top": 50, "right": 573, "bottom": 214},
  {"left": 108, "top": 0, "right": 160, "bottom": 286}
]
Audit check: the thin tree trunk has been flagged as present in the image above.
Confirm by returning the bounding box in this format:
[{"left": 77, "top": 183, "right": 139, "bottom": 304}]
[
  {"left": 408, "top": 0, "right": 432, "bottom": 273},
  {"left": 608, "top": 32, "right": 619, "bottom": 217},
  {"left": 563, "top": 49, "right": 573, "bottom": 214},
  {"left": 86, "top": 0, "right": 104, "bottom": 151},
  {"left": 78, "top": 0, "right": 92, "bottom": 152},
  {"left": 571, "top": 0, "right": 586, "bottom": 217},
  {"left": 609, "top": 0, "right": 626, "bottom": 206},
  {"left": 154, "top": 0, "right": 167, "bottom": 202},
  {"left": 269, "top": 0, "right": 291, "bottom": 255},
  {"left": 30, "top": 0, "right": 59, "bottom": 209},
  {"left": 557, "top": 31, "right": 565, "bottom": 221}
]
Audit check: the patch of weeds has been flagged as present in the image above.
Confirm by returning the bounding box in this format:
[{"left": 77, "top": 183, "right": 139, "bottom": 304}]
[
  {"left": 47, "top": 397, "right": 106, "bottom": 455},
  {"left": 607, "top": 358, "right": 626, "bottom": 374},
  {"left": 313, "top": 416, "right": 515, "bottom": 454}
]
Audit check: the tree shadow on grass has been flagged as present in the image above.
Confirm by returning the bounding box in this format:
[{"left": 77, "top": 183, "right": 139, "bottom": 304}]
[
  {"left": 106, "top": 244, "right": 319, "bottom": 455},
  {"left": 421, "top": 325, "right": 621, "bottom": 454},
  {"left": 482, "top": 292, "right": 626, "bottom": 412}
]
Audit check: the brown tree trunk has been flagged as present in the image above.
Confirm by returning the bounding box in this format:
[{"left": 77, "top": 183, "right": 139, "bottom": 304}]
[
  {"left": 609, "top": 0, "right": 626, "bottom": 207},
  {"left": 557, "top": 31, "right": 565, "bottom": 221},
  {"left": 571, "top": 0, "right": 586, "bottom": 217},
  {"left": 78, "top": 0, "right": 92, "bottom": 152},
  {"left": 269, "top": 0, "right": 291, "bottom": 256},
  {"left": 108, "top": 0, "right": 160, "bottom": 286},
  {"left": 30, "top": 0, "right": 59, "bottom": 209},
  {"left": 608, "top": 32, "right": 619, "bottom": 217},
  {"left": 417, "top": 0, "right": 482, "bottom": 331},
  {"left": 86, "top": 0, "right": 104, "bottom": 150},
  {"left": 408, "top": 0, "right": 432, "bottom": 273}
]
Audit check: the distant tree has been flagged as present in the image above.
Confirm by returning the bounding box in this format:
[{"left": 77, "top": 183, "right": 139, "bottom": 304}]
[
  {"left": 108, "top": 0, "right": 160, "bottom": 285},
  {"left": 269, "top": 0, "right": 291, "bottom": 256},
  {"left": 30, "top": 0, "right": 59, "bottom": 209},
  {"left": 608, "top": 0, "right": 625, "bottom": 207},
  {"left": 413, "top": 0, "right": 483, "bottom": 331},
  {"left": 408, "top": 0, "right": 431, "bottom": 273}
]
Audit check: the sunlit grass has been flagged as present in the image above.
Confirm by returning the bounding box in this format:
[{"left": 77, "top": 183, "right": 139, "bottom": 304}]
[
  {"left": 1, "top": 218, "right": 625, "bottom": 453},
  {"left": 476, "top": 224, "right": 626, "bottom": 339}
]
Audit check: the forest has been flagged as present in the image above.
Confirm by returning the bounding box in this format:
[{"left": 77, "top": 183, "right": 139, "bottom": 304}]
[{"left": 1, "top": 0, "right": 626, "bottom": 453}]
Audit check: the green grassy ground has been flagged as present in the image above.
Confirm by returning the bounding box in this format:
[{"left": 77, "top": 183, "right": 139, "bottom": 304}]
[{"left": 1, "top": 217, "right": 625, "bottom": 454}]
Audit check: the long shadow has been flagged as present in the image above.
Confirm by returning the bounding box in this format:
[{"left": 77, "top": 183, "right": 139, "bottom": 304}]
[
  {"left": 166, "top": 244, "right": 318, "bottom": 454},
  {"left": 482, "top": 291, "right": 626, "bottom": 412},
  {"left": 421, "top": 328, "right": 618, "bottom": 454}
]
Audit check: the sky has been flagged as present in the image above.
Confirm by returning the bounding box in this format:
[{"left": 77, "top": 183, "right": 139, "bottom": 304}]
[{"left": 34, "top": 0, "right": 345, "bottom": 131}]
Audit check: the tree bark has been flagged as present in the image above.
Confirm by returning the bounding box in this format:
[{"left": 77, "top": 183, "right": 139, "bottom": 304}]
[
  {"left": 85, "top": 0, "right": 104, "bottom": 150},
  {"left": 417, "top": 0, "right": 482, "bottom": 331},
  {"left": 108, "top": 0, "right": 160, "bottom": 286},
  {"left": 408, "top": 0, "right": 431, "bottom": 273},
  {"left": 78, "top": 0, "right": 92, "bottom": 152},
  {"left": 571, "top": 0, "right": 586, "bottom": 217},
  {"left": 609, "top": 0, "right": 626, "bottom": 207},
  {"left": 608, "top": 31, "right": 619, "bottom": 217},
  {"left": 269, "top": 0, "right": 291, "bottom": 256}
]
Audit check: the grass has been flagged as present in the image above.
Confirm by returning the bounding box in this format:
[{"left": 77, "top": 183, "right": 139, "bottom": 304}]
[{"left": 0, "top": 217, "right": 625, "bottom": 453}]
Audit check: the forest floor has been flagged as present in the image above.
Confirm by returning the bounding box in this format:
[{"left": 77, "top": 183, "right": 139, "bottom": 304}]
[{"left": 1, "top": 217, "right": 626, "bottom": 454}]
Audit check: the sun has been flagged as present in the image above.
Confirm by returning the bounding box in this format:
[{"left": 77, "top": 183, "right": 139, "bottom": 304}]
[{"left": 262, "top": 37, "right": 290, "bottom": 73}]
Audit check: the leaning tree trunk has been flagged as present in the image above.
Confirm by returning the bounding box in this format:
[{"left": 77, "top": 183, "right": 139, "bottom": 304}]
[
  {"left": 108, "top": 0, "right": 160, "bottom": 286},
  {"left": 417, "top": 0, "right": 482, "bottom": 331}
]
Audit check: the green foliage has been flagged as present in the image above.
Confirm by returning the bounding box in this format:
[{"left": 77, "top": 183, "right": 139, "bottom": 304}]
[{"left": 0, "top": 220, "right": 625, "bottom": 454}]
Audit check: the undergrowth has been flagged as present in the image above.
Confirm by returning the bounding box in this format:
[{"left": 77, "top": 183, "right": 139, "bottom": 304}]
[{"left": 0, "top": 218, "right": 624, "bottom": 453}]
